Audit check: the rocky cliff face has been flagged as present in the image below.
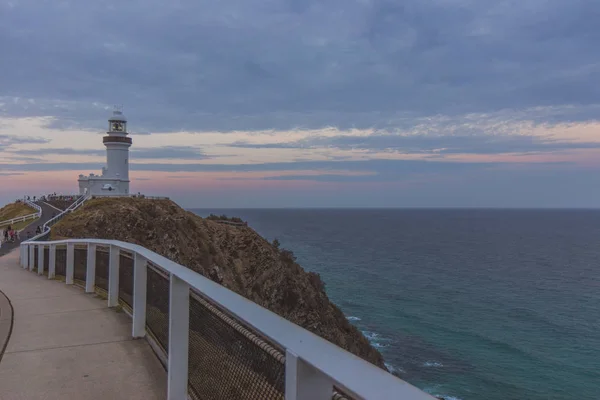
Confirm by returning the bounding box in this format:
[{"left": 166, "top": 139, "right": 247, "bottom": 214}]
[{"left": 51, "top": 197, "right": 386, "bottom": 369}]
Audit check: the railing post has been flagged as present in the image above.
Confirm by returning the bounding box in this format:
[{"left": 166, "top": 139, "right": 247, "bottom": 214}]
[
  {"left": 167, "top": 275, "right": 189, "bottom": 400},
  {"left": 86, "top": 243, "right": 96, "bottom": 293},
  {"left": 48, "top": 244, "right": 56, "bottom": 279},
  {"left": 132, "top": 253, "right": 147, "bottom": 338},
  {"left": 28, "top": 244, "right": 35, "bottom": 271},
  {"left": 66, "top": 243, "right": 74, "bottom": 284},
  {"left": 37, "top": 244, "right": 44, "bottom": 275},
  {"left": 20, "top": 246, "right": 26, "bottom": 268},
  {"left": 108, "top": 245, "right": 120, "bottom": 307},
  {"left": 285, "top": 350, "right": 334, "bottom": 400}
]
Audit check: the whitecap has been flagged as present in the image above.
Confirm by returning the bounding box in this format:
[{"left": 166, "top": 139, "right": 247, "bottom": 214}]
[
  {"left": 371, "top": 342, "right": 389, "bottom": 349},
  {"left": 347, "top": 316, "right": 361, "bottom": 321},
  {"left": 361, "top": 330, "right": 392, "bottom": 352},
  {"left": 423, "top": 386, "right": 462, "bottom": 400},
  {"left": 423, "top": 361, "right": 444, "bottom": 368},
  {"left": 384, "top": 362, "right": 405, "bottom": 374},
  {"left": 361, "top": 330, "right": 380, "bottom": 341}
]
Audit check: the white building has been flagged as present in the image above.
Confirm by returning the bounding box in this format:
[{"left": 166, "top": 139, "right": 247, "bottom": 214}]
[{"left": 78, "top": 110, "right": 132, "bottom": 196}]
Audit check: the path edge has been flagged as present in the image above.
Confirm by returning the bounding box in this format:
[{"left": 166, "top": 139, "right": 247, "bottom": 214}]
[{"left": 0, "top": 289, "right": 14, "bottom": 363}]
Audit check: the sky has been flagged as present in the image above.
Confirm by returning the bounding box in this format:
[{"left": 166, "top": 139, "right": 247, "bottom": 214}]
[{"left": 1, "top": 0, "right": 600, "bottom": 208}]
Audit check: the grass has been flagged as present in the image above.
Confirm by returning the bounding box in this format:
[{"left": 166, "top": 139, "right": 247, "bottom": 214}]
[
  {"left": 11, "top": 218, "right": 39, "bottom": 232},
  {"left": 0, "top": 202, "right": 36, "bottom": 222}
]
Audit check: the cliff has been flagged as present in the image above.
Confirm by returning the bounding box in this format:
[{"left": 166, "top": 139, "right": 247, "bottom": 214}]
[{"left": 51, "top": 197, "right": 386, "bottom": 369}]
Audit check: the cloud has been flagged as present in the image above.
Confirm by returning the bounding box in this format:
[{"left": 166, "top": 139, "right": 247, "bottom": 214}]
[
  {"left": 131, "top": 146, "right": 208, "bottom": 160},
  {"left": 8, "top": 145, "right": 207, "bottom": 160},
  {"left": 2, "top": 0, "right": 600, "bottom": 208},
  {"left": 233, "top": 133, "right": 600, "bottom": 155},
  {"left": 0, "top": 0, "right": 599, "bottom": 131},
  {"left": 226, "top": 109, "right": 600, "bottom": 156},
  {"left": 15, "top": 148, "right": 104, "bottom": 156},
  {"left": 0, "top": 158, "right": 569, "bottom": 177},
  {"left": 0, "top": 134, "right": 49, "bottom": 149}
]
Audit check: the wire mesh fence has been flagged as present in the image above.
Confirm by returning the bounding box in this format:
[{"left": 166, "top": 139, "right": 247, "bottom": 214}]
[
  {"left": 33, "top": 246, "right": 39, "bottom": 270},
  {"left": 119, "top": 251, "right": 134, "bottom": 310},
  {"left": 74, "top": 245, "right": 87, "bottom": 284},
  {"left": 146, "top": 264, "right": 170, "bottom": 353},
  {"left": 55, "top": 245, "right": 66, "bottom": 277},
  {"left": 95, "top": 246, "right": 109, "bottom": 292},
  {"left": 43, "top": 246, "right": 49, "bottom": 275},
  {"left": 187, "top": 291, "right": 286, "bottom": 400}
]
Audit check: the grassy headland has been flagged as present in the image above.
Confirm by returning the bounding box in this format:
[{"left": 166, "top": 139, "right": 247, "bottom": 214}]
[{"left": 0, "top": 202, "right": 37, "bottom": 229}]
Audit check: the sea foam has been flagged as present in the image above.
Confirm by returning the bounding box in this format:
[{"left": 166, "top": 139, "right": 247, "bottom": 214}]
[
  {"left": 423, "top": 361, "right": 443, "bottom": 367},
  {"left": 362, "top": 330, "right": 391, "bottom": 349},
  {"left": 384, "top": 362, "right": 405, "bottom": 374}
]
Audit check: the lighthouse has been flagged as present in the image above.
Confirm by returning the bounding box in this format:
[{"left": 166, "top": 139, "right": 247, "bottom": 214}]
[{"left": 78, "top": 109, "right": 132, "bottom": 196}]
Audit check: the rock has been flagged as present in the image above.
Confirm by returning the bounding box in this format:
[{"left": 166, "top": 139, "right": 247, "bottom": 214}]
[{"left": 209, "top": 265, "right": 224, "bottom": 283}]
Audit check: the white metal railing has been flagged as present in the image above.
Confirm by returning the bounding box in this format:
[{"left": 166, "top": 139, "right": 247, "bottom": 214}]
[
  {"left": 19, "top": 238, "right": 434, "bottom": 400},
  {"left": 0, "top": 200, "right": 42, "bottom": 228},
  {"left": 24, "top": 194, "right": 88, "bottom": 242},
  {"left": 127, "top": 194, "right": 170, "bottom": 200},
  {"left": 0, "top": 212, "right": 38, "bottom": 228},
  {"left": 25, "top": 199, "right": 43, "bottom": 215}
]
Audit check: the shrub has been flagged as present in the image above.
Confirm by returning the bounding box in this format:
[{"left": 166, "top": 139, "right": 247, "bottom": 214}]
[
  {"left": 206, "top": 214, "right": 246, "bottom": 224},
  {"left": 280, "top": 248, "right": 297, "bottom": 265},
  {"left": 308, "top": 271, "right": 325, "bottom": 292}
]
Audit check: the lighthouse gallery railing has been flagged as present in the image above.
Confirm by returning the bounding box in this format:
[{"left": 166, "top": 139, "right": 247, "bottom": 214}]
[{"left": 20, "top": 241, "right": 433, "bottom": 400}]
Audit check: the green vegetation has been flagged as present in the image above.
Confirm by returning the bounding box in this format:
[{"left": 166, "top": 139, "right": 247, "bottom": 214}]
[
  {"left": 0, "top": 201, "right": 38, "bottom": 231},
  {"left": 0, "top": 201, "right": 36, "bottom": 222},
  {"left": 271, "top": 237, "right": 324, "bottom": 290},
  {"left": 205, "top": 214, "right": 246, "bottom": 224},
  {"left": 11, "top": 219, "right": 38, "bottom": 232}
]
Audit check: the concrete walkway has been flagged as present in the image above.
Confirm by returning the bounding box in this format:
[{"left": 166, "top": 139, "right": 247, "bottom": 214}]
[{"left": 0, "top": 250, "right": 167, "bottom": 399}]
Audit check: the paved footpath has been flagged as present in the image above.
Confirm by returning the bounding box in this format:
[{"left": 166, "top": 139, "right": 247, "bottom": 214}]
[
  {"left": 0, "top": 202, "right": 57, "bottom": 257},
  {"left": 0, "top": 249, "right": 167, "bottom": 399}
]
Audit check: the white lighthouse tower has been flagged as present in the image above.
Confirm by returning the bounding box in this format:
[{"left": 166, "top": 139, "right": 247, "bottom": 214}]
[{"left": 78, "top": 109, "right": 132, "bottom": 196}]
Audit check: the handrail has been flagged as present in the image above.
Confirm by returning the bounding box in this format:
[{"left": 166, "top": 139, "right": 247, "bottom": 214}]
[
  {"left": 20, "top": 237, "right": 434, "bottom": 400},
  {"left": 24, "top": 194, "right": 88, "bottom": 243},
  {"left": 0, "top": 213, "right": 38, "bottom": 228},
  {"left": 24, "top": 199, "right": 42, "bottom": 214},
  {"left": 0, "top": 200, "right": 42, "bottom": 228}
]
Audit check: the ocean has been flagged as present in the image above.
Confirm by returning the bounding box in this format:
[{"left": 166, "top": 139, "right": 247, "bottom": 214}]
[{"left": 191, "top": 209, "right": 600, "bottom": 400}]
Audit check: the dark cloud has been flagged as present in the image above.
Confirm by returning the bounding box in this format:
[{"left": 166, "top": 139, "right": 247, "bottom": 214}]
[
  {"left": 231, "top": 133, "right": 600, "bottom": 155},
  {"left": 12, "top": 146, "right": 207, "bottom": 160},
  {"left": 260, "top": 174, "right": 376, "bottom": 182},
  {"left": 0, "top": 134, "right": 49, "bottom": 149},
  {"left": 131, "top": 146, "right": 208, "bottom": 159},
  {"left": 0, "top": 0, "right": 599, "bottom": 131},
  {"left": 16, "top": 148, "right": 104, "bottom": 156},
  {"left": 0, "top": 159, "right": 570, "bottom": 178},
  {"left": 2, "top": 155, "right": 46, "bottom": 162}
]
